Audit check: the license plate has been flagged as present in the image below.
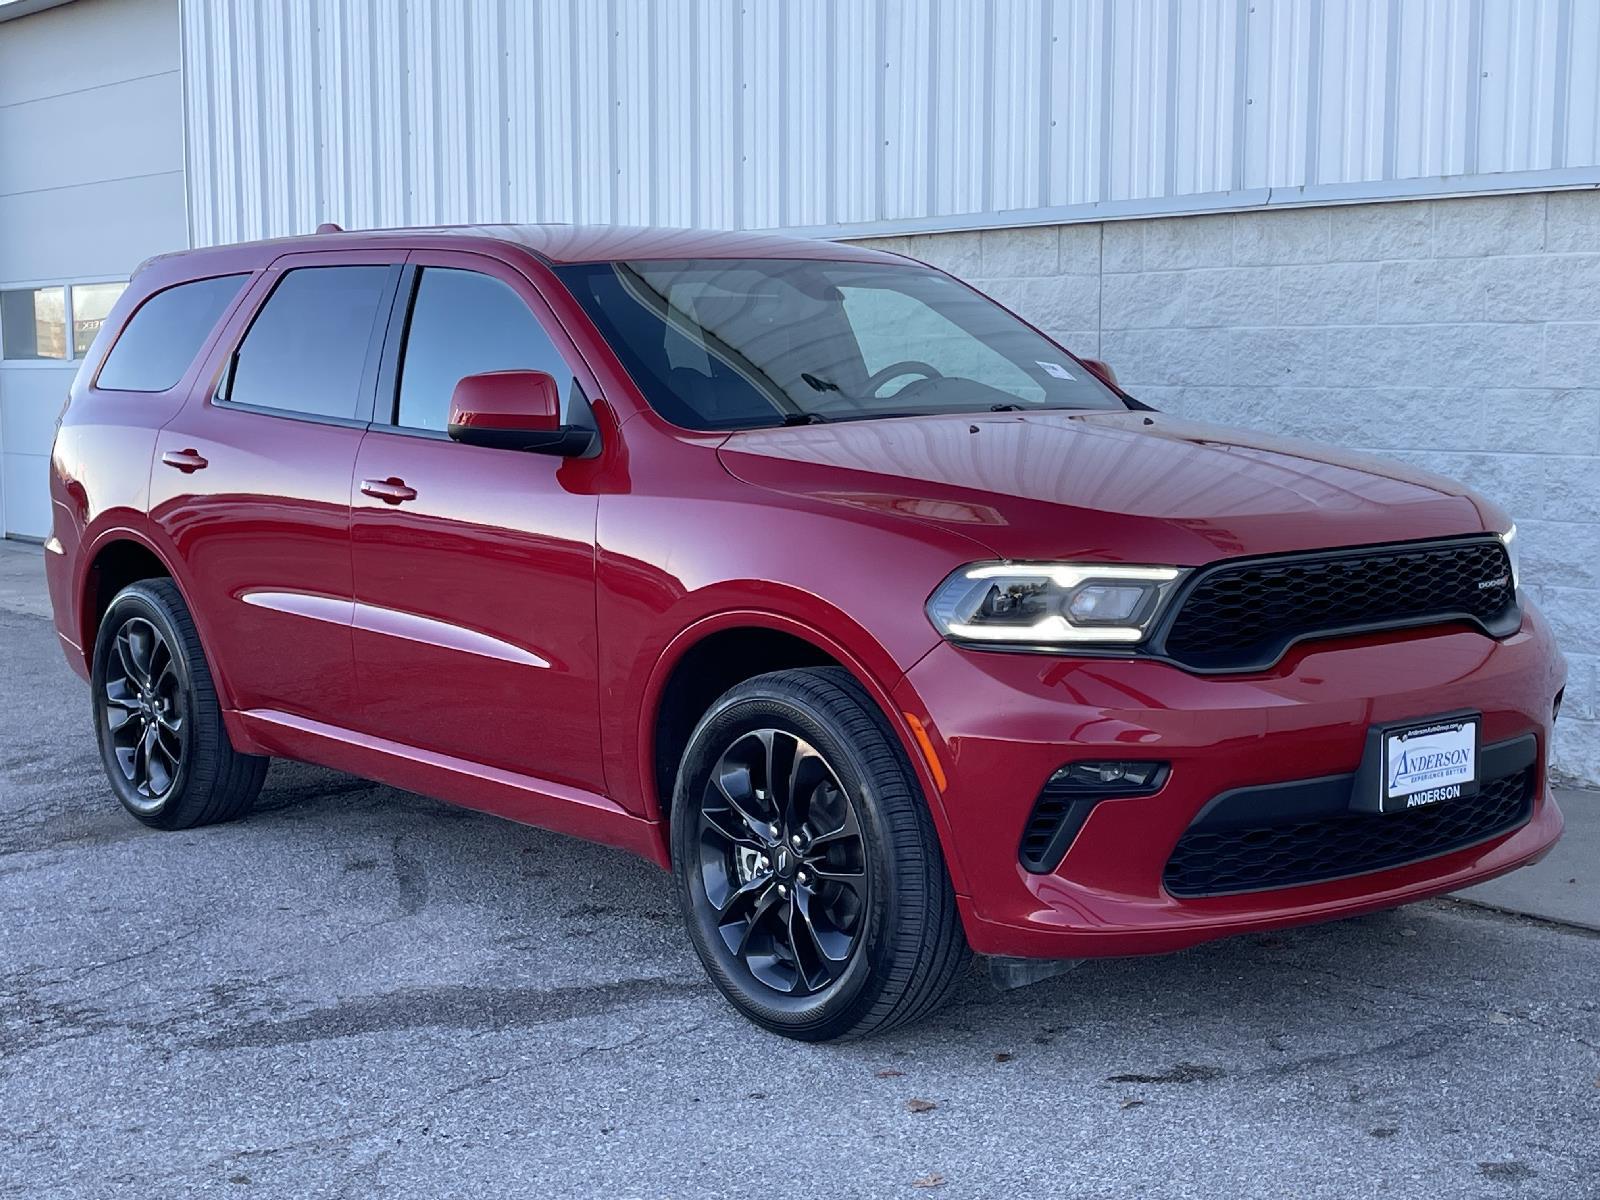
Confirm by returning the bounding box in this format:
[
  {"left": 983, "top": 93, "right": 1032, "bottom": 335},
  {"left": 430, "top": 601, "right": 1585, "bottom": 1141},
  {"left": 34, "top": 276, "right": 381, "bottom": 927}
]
[{"left": 1381, "top": 717, "right": 1479, "bottom": 813}]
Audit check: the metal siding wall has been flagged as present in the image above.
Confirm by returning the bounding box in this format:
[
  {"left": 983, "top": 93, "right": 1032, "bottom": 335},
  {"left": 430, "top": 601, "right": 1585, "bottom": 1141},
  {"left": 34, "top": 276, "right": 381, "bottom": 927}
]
[
  {"left": 1476, "top": 0, "right": 1563, "bottom": 175},
  {"left": 1569, "top": 0, "right": 1600, "bottom": 168},
  {"left": 1169, "top": 0, "right": 1238, "bottom": 197},
  {"left": 989, "top": 1, "right": 1041, "bottom": 214},
  {"left": 1316, "top": 0, "right": 1386, "bottom": 184},
  {"left": 1390, "top": 0, "right": 1470, "bottom": 180},
  {"left": 832, "top": 0, "right": 877, "bottom": 226},
  {"left": 182, "top": 0, "right": 1600, "bottom": 246},
  {"left": 1048, "top": 0, "right": 1106, "bottom": 207}
]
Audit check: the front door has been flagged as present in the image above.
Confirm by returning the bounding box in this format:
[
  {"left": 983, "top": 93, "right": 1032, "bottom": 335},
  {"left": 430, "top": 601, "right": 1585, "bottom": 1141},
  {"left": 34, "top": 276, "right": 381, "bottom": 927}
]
[
  {"left": 348, "top": 251, "right": 605, "bottom": 792},
  {"left": 150, "top": 251, "right": 401, "bottom": 720}
]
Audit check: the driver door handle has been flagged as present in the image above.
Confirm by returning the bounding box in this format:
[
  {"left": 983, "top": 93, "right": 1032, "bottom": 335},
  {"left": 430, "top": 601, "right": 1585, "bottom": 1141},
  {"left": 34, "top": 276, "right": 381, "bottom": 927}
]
[
  {"left": 161, "top": 448, "right": 209, "bottom": 473},
  {"left": 360, "top": 477, "right": 417, "bottom": 504}
]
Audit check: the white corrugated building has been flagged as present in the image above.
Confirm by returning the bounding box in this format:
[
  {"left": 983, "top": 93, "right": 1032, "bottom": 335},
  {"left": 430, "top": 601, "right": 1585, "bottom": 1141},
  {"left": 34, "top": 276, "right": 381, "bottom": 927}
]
[{"left": 0, "top": 0, "right": 1594, "bottom": 781}]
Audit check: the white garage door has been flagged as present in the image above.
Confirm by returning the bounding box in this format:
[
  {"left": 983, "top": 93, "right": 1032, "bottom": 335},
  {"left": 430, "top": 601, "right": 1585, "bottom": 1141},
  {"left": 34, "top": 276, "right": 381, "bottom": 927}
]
[{"left": 0, "top": 0, "right": 185, "bottom": 538}]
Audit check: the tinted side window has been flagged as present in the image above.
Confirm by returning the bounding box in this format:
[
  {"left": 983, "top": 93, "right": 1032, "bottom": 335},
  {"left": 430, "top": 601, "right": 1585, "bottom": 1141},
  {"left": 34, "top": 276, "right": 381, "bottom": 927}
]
[
  {"left": 96, "top": 275, "right": 247, "bottom": 392},
  {"left": 226, "top": 266, "right": 390, "bottom": 419},
  {"left": 395, "top": 268, "right": 570, "bottom": 431}
]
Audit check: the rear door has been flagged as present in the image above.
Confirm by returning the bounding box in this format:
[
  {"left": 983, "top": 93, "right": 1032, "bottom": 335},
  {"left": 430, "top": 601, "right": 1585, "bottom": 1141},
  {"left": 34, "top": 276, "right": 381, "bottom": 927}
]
[
  {"left": 348, "top": 250, "right": 604, "bottom": 791},
  {"left": 150, "top": 250, "right": 401, "bottom": 720}
]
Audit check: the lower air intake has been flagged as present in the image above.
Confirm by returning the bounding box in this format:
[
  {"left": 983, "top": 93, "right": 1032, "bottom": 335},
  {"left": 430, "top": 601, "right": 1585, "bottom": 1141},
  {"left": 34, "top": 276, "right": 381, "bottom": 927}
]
[{"left": 1163, "top": 757, "right": 1535, "bottom": 898}]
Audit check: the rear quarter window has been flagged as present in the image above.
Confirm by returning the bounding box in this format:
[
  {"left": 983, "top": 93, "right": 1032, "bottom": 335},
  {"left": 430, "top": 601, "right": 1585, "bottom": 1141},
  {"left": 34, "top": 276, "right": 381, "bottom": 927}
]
[{"left": 96, "top": 274, "right": 249, "bottom": 392}]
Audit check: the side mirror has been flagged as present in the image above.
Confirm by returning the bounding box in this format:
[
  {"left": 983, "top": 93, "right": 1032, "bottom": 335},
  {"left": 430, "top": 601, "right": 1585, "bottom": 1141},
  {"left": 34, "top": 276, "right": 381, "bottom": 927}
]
[
  {"left": 1079, "top": 358, "right": 1119, "bottom": 387},
  {"left": 447, "top": 370, "right": 596, "bottom": 456}
]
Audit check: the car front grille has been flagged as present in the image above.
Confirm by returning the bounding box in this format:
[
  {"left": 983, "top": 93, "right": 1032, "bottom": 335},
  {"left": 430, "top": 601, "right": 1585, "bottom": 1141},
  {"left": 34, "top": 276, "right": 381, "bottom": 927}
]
[
  {"left": 1162, "top": 753, "right": 1536, "bottom": 898},
  {"left": 1155, "top": 536, "right": 1519, "bottom": 672}
]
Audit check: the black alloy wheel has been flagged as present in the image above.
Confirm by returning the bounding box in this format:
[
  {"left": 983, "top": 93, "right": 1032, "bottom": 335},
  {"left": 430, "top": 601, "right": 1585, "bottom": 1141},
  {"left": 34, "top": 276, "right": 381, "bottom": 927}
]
[
  {"left": 671, "top": 668, "right": 970, "bottom": 1040},
  {"left": 91, "top": 579, "right": 268, "bottom": 829},
  {"left": 102, "top": 616, "right": 186, "bottom": 810},
  {"left": 695, "top": 727, "right": 869, "bottom": 996}
]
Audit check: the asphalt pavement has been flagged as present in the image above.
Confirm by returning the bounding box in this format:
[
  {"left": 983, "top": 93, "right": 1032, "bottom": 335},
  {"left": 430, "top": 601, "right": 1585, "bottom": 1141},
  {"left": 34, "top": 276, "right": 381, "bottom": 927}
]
[{"left": 2, "top": 540, "right": 1597, "bottom": 1199}]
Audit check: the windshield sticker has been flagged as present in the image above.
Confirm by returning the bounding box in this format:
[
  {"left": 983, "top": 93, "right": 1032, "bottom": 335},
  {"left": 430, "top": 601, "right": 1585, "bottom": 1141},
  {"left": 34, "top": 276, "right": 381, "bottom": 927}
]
[{"left": 1035, "top": 361, "right": 1075, "bottom": 380}]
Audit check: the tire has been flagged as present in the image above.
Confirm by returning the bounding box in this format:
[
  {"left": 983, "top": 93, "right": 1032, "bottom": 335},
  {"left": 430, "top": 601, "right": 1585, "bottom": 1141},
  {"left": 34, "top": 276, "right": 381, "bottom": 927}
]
[
  {"left": 670, "top": 667, "right": 970, "bottom": 1040},
  {"left": 90, "top": 578, "right": 268, "bottom": 830}
]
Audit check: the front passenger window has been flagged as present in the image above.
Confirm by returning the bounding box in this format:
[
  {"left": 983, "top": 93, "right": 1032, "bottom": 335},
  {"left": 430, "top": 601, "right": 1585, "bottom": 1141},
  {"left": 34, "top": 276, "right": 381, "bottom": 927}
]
[{"left": 395, "top": 268, "right": 573, "bottom": 431}]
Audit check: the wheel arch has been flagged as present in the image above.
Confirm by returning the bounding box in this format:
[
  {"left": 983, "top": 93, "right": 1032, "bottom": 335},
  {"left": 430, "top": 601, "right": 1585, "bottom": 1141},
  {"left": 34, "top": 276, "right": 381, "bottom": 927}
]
[
  {"left": 74, "top": 528, "right": 223, "bottom": 694},
  {"left": 637, "top": 609, "right": 966, "bottom": 894},
  {"left": 77, "top": 530, "right": 175, "bottom": 646}
]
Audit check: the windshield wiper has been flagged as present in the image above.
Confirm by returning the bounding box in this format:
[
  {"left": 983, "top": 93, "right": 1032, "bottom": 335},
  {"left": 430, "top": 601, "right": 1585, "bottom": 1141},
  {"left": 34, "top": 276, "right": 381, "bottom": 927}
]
[
  {"left": 780, "top": 411, "right": 831, "bottom": 425},
  {"left": 813, "top": 410, "right": 940, "bottom": 424}
]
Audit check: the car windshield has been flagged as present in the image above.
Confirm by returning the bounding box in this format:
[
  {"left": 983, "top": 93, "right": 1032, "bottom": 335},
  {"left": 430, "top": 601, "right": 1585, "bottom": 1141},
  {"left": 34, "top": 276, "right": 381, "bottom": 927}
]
[{"left": 554, "top": 257, "right": 1127, "bottom": 431}]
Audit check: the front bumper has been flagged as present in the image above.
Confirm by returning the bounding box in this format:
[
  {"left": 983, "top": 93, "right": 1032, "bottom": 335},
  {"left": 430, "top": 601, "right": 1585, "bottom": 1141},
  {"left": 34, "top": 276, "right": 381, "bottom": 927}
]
[{"left": 894, "top": 609, "right": 1567, "bottom": 959}]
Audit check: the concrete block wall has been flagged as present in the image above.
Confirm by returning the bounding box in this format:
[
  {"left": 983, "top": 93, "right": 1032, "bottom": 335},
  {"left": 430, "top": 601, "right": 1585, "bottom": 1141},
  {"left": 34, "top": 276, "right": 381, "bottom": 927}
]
[{"left": 855, "top": 190, "right": 1600, "bottom": 786}]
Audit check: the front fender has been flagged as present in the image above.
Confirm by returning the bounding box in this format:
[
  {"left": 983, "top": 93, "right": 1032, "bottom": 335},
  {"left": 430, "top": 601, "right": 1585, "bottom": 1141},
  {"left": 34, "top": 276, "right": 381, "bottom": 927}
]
[
  {"left": 592, "top": 436, "right": 998, "bottom": 890},
  {"left": 618, "top": 595, "right": 971, "bottom": 896}
]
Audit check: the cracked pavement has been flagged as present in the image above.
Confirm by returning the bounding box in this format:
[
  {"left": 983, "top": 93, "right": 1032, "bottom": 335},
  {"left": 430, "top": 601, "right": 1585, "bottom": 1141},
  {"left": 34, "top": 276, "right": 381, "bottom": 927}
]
[{"left": 1, "top": 543, "right": 1598, "bottom": 1198}]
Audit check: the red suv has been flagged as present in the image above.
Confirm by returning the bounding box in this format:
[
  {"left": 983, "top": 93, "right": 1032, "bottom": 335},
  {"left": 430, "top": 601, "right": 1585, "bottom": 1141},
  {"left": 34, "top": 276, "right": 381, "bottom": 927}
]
[{"left": 46, "top": 225, "right": 1565, "bottom": 1039}]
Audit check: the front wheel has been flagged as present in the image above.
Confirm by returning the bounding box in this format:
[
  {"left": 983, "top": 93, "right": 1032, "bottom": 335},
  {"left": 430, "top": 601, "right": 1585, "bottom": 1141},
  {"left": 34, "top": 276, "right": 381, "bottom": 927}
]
[
  {"left": 670, "top": 667, "right": 970, "bottom": 1040},
  {"left": 90, "top": 579, "right": 268, "bottom": 830}
]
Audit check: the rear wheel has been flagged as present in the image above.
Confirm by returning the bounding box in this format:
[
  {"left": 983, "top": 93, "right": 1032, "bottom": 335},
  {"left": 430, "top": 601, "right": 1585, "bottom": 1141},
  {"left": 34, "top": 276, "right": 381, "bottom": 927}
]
[
  {"left": 671, "top": 667, "right": 970, "bottom": 1040},
  {"left": 91, "top": 579, "right": 268, "bottom": 829}
]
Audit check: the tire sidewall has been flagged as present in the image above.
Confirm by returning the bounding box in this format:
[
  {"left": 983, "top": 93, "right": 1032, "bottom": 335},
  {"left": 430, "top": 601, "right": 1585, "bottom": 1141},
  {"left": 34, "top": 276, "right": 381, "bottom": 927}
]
[
  {"left": 90, "top": 585, "right": 198, "bottom": 823},
  {"left": 671, "top": 681, "right": 913, "bottom": 1037}
]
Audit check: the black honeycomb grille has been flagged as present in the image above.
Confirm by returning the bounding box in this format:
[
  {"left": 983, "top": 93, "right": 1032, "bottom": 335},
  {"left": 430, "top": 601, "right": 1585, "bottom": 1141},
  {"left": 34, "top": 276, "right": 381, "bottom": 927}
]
[
  {"left": 1162, "top": 766, "right": 1534, "bottom": 898},
  {"left": 1158, "top": 538, "right": 1518, "bottom": 672},
  {"left": 1019, "top": 794, "right": 1078, "bottom": 872}
]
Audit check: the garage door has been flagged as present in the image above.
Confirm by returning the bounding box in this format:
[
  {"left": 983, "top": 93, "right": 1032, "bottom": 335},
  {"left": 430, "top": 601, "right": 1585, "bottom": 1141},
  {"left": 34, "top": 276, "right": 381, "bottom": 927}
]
[{"left": 0, "top": 0, "right": 185, "bottom": 538}]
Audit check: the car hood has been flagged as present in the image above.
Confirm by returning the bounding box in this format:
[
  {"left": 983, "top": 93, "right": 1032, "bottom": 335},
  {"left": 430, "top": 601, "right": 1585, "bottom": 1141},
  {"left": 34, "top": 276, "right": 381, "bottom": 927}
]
[{"left": 715, "top": 410, "right": 1498, "bottom": 564}]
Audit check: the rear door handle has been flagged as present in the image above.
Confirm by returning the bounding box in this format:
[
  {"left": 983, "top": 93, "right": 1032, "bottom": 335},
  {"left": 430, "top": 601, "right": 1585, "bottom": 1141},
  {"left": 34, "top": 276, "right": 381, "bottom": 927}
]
[
  {"left": 160, "top": 448, "right": 208, "bottom": 473},
  {"left": 360, "top": 477, "right": 417, "bottom": 504}
]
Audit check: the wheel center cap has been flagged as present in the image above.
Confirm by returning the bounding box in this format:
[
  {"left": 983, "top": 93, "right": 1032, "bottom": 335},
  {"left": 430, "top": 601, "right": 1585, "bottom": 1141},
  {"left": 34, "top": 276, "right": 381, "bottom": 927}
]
[{"left": 775, "top": 847, "right": 796, "bottom": 879}]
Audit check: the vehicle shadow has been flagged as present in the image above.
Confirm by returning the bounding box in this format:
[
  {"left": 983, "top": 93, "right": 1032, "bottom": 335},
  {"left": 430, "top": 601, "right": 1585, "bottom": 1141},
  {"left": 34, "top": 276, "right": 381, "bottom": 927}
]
[{"left": 235, "top": 755, "right": 1533, "bottom": 1072}]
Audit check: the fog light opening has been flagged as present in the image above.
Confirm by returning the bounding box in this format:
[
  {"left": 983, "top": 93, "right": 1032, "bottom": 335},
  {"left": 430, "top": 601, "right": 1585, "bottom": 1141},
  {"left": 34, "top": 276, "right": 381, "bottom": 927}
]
[
  {"left": 1019, "top": 760, "right": 1172, "bottom": 875},
  {"left": 1049, "top": 759, "right": 1169, "bottom": 794}
]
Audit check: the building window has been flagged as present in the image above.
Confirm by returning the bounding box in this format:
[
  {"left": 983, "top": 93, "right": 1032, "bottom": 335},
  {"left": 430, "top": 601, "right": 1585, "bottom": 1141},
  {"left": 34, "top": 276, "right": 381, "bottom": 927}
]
[
  {"left": 1, "top": 286, "right": 67, "bottom": 360},
  {"left": 71, "top": 282, "right": 127, "bottom": 357},
  {"left": 0, "top": 280, "right": 128, "bottom": 363}
]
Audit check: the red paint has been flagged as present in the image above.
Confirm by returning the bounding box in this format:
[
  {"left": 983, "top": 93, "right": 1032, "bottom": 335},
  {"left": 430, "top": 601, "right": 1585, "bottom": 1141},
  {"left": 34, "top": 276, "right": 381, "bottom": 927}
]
[
  {"left": 448, "top": 369, "right": 562, "bottom": 431},
  {"left": 48, "top": 224, "right": 1566, "bottom": 954},
  {"left": 897, "top": 614, "right": 1564, "bottom": 955}
]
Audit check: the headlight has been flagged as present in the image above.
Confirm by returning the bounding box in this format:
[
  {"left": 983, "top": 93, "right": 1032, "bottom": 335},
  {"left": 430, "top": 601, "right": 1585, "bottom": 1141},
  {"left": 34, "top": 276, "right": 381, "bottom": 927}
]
[
  {"left": 1499, "top": 524, "right": 1520, "bottom": 591},
  {"left": 926, "top": 562, "right": 1188, "bottom": 647}
]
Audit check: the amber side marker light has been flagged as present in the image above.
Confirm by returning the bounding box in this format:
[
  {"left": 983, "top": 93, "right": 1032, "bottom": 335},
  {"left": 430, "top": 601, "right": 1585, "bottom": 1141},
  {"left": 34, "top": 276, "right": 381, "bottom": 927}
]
[{"left": 903, "top": 712, "right": 947, "bottom": 793}]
